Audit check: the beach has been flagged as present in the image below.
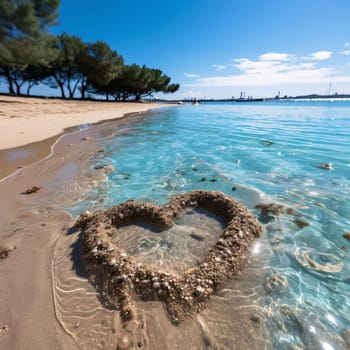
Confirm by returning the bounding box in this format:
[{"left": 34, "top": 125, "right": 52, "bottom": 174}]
[
  {"left": 0, "top": 96, "right": 166, "bottom": 179},
  {"left": 0, "top": 97, "right": 174, "bottom": 349},
  {"left": 3, "top": 98, "right": 348, "bottom": 349},
  {"left": 0, "top": 97, "right": 272, "bottom": 349},
  {"left": 0, "top": 96, "right": 168, "bottom": 149}
]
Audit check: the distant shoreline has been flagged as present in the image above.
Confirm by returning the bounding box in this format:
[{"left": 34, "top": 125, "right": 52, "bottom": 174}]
[{"left": 153, "top": 93, "right": 350, "bottom": 103}]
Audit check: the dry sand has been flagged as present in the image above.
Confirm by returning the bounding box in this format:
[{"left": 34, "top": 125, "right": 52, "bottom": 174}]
[{"left": 0, "top": 95, "right": 165, "bottom": 149}]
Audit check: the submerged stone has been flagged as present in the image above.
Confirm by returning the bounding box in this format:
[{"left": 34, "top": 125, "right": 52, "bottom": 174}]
[
  {"left": 260, "top": 140, "right": 274, "bottom": 146},
  {"left": 316, "top": 162, "right": 334, "bottom": 170},
  {"left": 293, "top": 219, "right": 309, "bottom": 229},
  {"left": 343, "top": 232, "right": 350, "bottom": 241},
  {"left": 264, "top": 273, "right": 288, "bottom": 293}
]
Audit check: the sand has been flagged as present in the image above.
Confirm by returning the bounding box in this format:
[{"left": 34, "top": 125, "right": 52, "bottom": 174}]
[
  {"left": 0, "top": 95, "right": 166, "bottom": 150},
  {"left": 0, "top": 97, "right": 170, "bottom": 349},
  {"left": 0, "top": 96, "right": 168, "bottom": 179}
]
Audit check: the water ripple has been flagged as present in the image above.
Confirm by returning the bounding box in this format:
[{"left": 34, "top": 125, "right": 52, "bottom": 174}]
[{"left": 68, "top": 101, "right": 350, "bottom": 349}]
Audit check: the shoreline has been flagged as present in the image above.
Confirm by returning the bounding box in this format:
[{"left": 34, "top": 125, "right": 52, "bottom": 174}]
[
  {"left": 0, "top": 104, "right": 173, "bottom": 349},
  {"left": 0, "top": 96, "right": 171, "bottom": 179}
]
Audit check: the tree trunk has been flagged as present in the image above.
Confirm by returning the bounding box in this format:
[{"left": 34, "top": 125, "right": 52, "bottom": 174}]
[
  {"left": 53, "top": 75, "right": 66, "bottom": 98},
  {"left": 80, "top": 78, "right": 86, "bottom": 99},
  {"left": 81, "top": 86, "right": 85, "bottom": 99},
  {"left": 14, "top": 81, "right": 21, "bottom": 96},
  {"left": 70, "top": 77, "right": 81, "bottom": 99},
  {"left": 26, "top": 84, "right": 32, "bottom": 96},
  {"left": 58, "top": 83, "right": 65, "bottom": 98},
  {"left": 26, "top": 81, "right": 37, "bottom": 96},
  {"left": 4, "top": 69, "right": 15, "bottom": 95},
  {"left": 7, "top": 78, "right": 15, "bottom": 95},
  {"left": 68, "top": 86, "right": 74, "bottom": 99}
]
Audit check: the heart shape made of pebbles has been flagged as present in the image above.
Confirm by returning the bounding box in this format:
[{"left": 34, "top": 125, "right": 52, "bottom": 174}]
[{"left": 76, "top": 190, "right": 262, "bottom": 324}]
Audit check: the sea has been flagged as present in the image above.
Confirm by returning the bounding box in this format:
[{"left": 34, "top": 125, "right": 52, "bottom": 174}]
[{"left": 68, "top": 100, "right": 350, "bottom": 349}]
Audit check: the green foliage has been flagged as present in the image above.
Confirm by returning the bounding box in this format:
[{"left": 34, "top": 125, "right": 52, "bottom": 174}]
[
  {"left": 0, "top": 0, "right": 60, "bottom": 94},
  {"left": 0, "top": 0, "right": 180, "bottom": 99},
  {"left": 78, "top": 41, "right": 124, "bottom": 99},
  {"left": 102, "top": 64, "right": 180, "bottom": 101},
  {"left": 46, "top": 33, "right": 86, "bottom": 98},
  {"left": 0, "top": 0, "right": 60, "bottom": 39},
  {"left": 0, "top": 34, "right": 58, "bottom": 94}
]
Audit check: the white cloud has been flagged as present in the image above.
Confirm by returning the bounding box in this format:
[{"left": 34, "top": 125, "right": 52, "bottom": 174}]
[
  {"left": 182, "top": 90, "right": 201, "bottom": 98},
  {"left": 259, "top": 52, "right": 293, "bottom": 61},
  {"left": 189, "top": 68, "right": 339, "bottom": 88},
  {"left": 305, "top": 50, "right": 332, "bottom": 60},
  {"left": 184, "top": 51, "right": 350, "bottom": 88},
  {"left": 341, "top": 50, "right": 350, "bottom": 56},
  {"left": 233, "top": 57, "right": 316, "bottom": 75},
  {"left": 344, "top": 42, "right": 350, "bottom": 48},
  {"left": 184, "top": 73, "right": 200, "bottom": 78},
  {"left": 212, "top": 64, "right": 226, "bottom": 71}
]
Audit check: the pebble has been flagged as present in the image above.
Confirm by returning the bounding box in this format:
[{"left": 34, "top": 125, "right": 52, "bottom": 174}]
[
  {"left": 317, "top": 162, "right": 334, "bottom": 170},
  {"left": 343, "top": 232, "right": 350, "bottom": 241},
  {"left": 250, "top": 313, "right": 261, "bottom": 323},
  {"left": 264, "top": 273, "right": 288, "bottom": 293},
  {"left": 196, "top": 286, "right": 205, "bottom": 294},
  {"left": 294, "top": 219, "right": 309, "bottom": 229},
  {"left": 0, "top": 245, "right": 16, "bottom": 260},
  {"left": 117, "top": 335, "right": 130, "bottom": 350},
  {"left": 260, "top": 140, "right": 274, "bottom": 146},
  {"left": 153, "top": 282, "right": 160, "bottom": 289},
  {"left": 0, "top": 325, "right": 9, "bottom": 337},
  {"left": 21, "top": 186, "right": 41, "bottom": 195}
]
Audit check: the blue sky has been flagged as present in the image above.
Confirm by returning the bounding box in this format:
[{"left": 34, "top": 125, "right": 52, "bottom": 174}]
[{"left": 54, "top": 0, "right": 350, "bottom": 99}]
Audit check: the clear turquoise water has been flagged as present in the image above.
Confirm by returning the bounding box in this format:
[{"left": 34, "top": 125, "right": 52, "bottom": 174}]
[{"left": 72, "top": 100, "right": 350, "bottom": 349}]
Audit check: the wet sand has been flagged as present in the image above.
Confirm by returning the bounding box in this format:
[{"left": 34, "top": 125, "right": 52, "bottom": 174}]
[
  {"left": 0, "top": 97, "right": 271, "bottom": 349},
  {"left": 0, "top": 98, "right": 169, "bottom": 349}
]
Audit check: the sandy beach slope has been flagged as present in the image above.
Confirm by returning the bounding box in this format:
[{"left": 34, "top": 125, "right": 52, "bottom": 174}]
[
  {"left": 0, "top": 97, "right": 174, "bottom": 349},
  {"left": 0, "top": 95, "right": 166, "bottom": 150},
  {"left": 0, "top": 96, "right": 169, "bottom": 179}
]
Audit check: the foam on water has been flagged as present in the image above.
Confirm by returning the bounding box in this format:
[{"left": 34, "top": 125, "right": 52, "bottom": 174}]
[{"left": 67, "top": 101, "right": 350, "bottom": 349}]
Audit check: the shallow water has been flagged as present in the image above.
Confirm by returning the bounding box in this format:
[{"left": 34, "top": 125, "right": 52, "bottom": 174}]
[
  {"left": 113, "top": 208, "right": 225, "bottom": 274},
  {"left": 66, "top": 100, "right": 350, "bottom": 349}
]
